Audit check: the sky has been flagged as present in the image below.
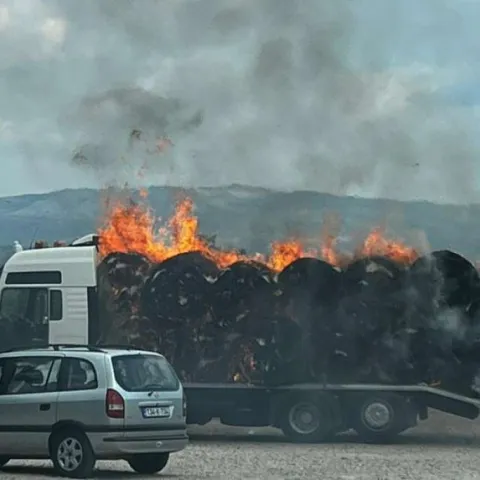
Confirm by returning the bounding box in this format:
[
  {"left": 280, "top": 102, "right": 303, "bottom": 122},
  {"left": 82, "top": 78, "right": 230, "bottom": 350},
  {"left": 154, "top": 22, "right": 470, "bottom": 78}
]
[{"left": 1, "top": 0, "right": 480, "bottom": 204}]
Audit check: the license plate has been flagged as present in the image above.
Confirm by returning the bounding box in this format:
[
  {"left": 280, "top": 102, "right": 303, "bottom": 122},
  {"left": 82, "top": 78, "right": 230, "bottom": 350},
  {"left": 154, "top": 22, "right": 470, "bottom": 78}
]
[{"left": 142, "top": 406, "right": 170, "bottom": 418}]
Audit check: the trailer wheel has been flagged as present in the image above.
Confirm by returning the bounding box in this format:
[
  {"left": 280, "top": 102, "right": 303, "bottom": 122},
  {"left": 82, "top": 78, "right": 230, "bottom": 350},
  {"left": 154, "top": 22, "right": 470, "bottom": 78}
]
[
  {"left": 277, "top": 392, "right": 339, "bottom": 443},
  {"left": 352, "top": 393, "right": 407, "bottom": 443}
]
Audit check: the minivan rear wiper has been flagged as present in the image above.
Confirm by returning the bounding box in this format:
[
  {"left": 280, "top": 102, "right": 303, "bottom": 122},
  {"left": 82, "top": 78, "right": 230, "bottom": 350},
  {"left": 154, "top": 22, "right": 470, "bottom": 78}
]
[{"left": 142, "top": 383, "right": 166, "bottom": 394}]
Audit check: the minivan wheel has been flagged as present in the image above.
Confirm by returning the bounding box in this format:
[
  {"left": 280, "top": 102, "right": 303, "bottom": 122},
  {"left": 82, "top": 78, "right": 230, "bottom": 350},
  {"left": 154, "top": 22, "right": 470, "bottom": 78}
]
[
  {"left": 51, "top": 430, "right": 96, "bottom": 478},
  {"left": 127, "top": 452, "right": 170, "bottom": 474}
]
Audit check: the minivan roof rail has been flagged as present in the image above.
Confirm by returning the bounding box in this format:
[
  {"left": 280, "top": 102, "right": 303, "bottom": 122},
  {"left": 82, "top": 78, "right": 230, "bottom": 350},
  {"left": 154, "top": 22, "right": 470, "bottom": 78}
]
[
  {"left": 0, "top": 344, "right": 105, "bottom": 353},
  {"left": 0, "top": 343, "right": 155, "bottom": 354}
]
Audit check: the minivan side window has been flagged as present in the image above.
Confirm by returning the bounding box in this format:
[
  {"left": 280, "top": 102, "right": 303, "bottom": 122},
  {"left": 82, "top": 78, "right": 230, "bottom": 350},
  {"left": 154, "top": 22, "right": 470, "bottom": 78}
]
[
  {"left": 62, "top": 358, "right": 98, "bottom": 391},
  {"left": 46, "top": 358, "right": 62, "bottom": 392},
  {"left": 4, "top": 357, "right": 60, "bottom": 395}
]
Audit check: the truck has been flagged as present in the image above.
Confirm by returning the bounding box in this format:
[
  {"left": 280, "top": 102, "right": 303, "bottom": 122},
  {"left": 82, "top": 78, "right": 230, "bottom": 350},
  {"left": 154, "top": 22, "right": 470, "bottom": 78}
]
[{"left": 0, "top": 234, "right": 479, "bottom": 443}]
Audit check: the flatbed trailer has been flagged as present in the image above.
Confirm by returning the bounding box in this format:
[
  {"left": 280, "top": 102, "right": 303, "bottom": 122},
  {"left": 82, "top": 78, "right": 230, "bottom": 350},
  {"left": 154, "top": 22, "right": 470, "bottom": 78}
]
[{"left": 183, "top": 382, "right": 480, "bottom": 443}]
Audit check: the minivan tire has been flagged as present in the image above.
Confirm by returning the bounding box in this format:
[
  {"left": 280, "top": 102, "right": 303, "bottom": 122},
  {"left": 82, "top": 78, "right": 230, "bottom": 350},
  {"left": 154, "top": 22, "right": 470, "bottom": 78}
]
[
  {"left": 50, "top": 429, "right": 96, "bottom": 478},
  {"left": 127, "top": 452, "right": 170, "bottom": 474}
]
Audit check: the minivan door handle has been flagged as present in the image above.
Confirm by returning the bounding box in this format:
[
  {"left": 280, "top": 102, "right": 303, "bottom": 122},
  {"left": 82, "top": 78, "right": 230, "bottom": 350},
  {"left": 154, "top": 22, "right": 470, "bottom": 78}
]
[{"left": 39, "top": 403, "right": 50, "bottom": 411}]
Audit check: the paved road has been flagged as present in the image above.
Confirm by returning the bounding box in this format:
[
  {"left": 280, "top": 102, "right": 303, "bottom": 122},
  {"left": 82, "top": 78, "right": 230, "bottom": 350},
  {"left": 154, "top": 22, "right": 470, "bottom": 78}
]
[{"left": 3, "top": 411, "right": 480, "bottom": 479}]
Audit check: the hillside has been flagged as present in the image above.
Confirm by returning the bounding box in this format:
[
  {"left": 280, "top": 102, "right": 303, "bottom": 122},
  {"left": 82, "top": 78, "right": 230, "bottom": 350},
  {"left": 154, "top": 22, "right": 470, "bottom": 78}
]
[{"left": 0, "top": 185, "right": 477, "bottom": 261}]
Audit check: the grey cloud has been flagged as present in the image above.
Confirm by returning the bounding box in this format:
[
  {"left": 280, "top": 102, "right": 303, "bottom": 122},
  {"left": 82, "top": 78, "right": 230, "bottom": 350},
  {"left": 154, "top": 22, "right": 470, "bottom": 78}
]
[{"left": 1, "top": 0, "right": 479, "bottom": 202}]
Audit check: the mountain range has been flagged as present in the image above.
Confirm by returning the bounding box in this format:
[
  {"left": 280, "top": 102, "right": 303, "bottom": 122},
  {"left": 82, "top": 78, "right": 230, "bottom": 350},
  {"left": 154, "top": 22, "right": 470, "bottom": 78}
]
[{"left": 0, "top": 185, "right": 477, "bottom": 262}]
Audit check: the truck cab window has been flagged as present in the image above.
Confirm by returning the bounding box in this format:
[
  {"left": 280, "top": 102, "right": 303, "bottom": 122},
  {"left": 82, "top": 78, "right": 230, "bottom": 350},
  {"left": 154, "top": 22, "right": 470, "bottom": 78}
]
[
  {"left": 49, "top": 290, "right": 63, "bottom": 321},
  {"left": 0, "top": 288, "right": 49, "bottom": 349},
  {"left": 0, "top": 288, "right": 48, "bottom": 320},
  {"left": 0, "top": 288, "right": 30, "bottom": 318},
  {"left": 0, "top": 288, "right": 48, "bottom": 319},
  {"left": 33, "top": 290, "right": 48, "bottom": 324}
]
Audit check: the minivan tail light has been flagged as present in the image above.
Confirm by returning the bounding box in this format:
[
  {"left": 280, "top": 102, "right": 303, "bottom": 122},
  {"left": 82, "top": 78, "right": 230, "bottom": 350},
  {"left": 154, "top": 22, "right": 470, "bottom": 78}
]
[{"left": 106, "top": 389, "right": 124, "bottom": 418}]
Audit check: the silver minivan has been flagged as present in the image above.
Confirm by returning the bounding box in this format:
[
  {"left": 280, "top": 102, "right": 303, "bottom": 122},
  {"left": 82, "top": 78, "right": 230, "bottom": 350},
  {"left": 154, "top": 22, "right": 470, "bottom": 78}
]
[{"left": 0, "top": 344, "right": 188, "bottom": 478}]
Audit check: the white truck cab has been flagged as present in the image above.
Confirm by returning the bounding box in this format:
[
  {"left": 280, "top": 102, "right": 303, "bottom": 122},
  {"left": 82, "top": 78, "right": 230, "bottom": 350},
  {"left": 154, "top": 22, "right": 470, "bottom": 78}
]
[{"left": 0, "top": 236, "right": 100, "bottom": 349}]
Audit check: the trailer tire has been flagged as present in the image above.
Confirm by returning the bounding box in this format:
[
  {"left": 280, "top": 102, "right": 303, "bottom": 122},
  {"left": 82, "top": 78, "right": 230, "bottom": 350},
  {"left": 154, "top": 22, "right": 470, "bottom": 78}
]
[
  {"left": 277, "top": 392, "right": 339, "bottom": 443},
  {"left": 351, "top": 393, "right": 408, "bottom": 443}
]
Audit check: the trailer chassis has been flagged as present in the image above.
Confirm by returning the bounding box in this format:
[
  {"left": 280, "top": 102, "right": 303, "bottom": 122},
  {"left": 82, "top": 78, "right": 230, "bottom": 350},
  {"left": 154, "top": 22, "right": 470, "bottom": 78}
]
[{"left": 184, "top": 382, "right": 480, "bottom": 443}]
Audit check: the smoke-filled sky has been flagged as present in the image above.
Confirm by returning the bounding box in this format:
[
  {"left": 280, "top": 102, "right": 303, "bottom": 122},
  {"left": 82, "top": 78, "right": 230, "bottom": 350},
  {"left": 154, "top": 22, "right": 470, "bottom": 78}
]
[{"left": 1, "top": 0, "right": 480, "bottom": 204}]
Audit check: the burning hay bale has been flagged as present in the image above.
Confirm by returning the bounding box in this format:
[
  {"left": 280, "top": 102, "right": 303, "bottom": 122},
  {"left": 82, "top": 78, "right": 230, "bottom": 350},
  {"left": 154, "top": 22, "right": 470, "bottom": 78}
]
[
  {"left": 333, "top": 256, "right": 409, "bottom": 383},
  {"left": 98, "top": 252, "right": 151, "bottom": 291},
  {"left": 277, "top": 258, "right": 342, "bottom": 382},
  {"left": 210, "top": 261, "right": 277, "bottom": 383},
  {"left": 405, "top": 251, "right": 480, "bottom": 391},
  {"left": 96, "top": 252, "right": 151, "bottom": 345},
  {"left": 140, "top": 252, "right": 220, "bottom": 381},
  {"left": 409, "top": 250, "right": 479, "bottom": 312},
  {"left": 141, "top": 251, "right": 219, "bottom": 325},
  {"left": 212, "top": 261, "right": 275, "bottom": 334}
]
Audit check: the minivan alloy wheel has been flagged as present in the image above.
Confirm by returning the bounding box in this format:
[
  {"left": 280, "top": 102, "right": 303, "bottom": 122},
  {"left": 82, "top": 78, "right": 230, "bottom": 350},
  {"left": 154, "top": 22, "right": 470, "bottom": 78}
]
[
  {"left": 51, "top": 429, "right": 96, "bottom": 478},
  {"left": 57, "top": 437, "right": 83, "bottom": 472}
]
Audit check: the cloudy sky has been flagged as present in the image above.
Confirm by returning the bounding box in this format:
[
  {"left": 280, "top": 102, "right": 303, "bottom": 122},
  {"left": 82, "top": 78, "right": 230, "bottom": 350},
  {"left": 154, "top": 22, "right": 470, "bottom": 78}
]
[{"left": 1, "top": 0, "right": 480, "bottom": 204}]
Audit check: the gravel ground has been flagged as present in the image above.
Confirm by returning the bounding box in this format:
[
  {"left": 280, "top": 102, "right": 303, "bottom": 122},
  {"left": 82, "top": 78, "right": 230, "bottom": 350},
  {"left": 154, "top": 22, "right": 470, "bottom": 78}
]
[{"left": 3, "top": 411, "right": 480, "bottom": 479}]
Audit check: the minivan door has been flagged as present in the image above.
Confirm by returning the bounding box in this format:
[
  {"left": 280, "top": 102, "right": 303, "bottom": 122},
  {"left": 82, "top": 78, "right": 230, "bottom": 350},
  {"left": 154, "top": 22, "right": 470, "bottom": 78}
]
[
  {"left": 55, "top": 356, "right": 107, "bottom": 430},
  {"left": 110, "top": 354, "right": 186, "bottom": 437}
]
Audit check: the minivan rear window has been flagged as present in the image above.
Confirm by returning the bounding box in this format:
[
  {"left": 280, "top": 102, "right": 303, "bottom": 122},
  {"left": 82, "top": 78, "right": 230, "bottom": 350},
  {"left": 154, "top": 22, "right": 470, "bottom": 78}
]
[{"left": 112, "top": 354, "right": 180, "bottom": 392}]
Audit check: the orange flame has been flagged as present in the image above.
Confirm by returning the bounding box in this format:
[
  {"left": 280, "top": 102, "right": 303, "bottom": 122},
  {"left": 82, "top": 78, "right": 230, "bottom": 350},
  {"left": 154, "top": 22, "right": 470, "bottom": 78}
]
[
  {"left": 98, "top": 193, "right": 419, "bottom": 272},
  {"left": 359, "top": 228, "right": 418, "bottom": 264}
]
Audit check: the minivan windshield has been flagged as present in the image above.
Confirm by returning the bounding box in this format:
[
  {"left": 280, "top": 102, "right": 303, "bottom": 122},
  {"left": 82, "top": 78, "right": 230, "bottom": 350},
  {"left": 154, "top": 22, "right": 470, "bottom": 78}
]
[{"left": 112, "top": 354, "right": 180, "bottom": 392}]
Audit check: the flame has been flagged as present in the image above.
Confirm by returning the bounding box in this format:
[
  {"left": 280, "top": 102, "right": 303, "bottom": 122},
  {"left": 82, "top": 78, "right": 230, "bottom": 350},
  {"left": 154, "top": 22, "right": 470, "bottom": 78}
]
[
  {"left": 358, "top": 228, "right": 418, "bottom": 264},
  {"left": 98, "top": 192, "right": 419, "bottom": 271}
]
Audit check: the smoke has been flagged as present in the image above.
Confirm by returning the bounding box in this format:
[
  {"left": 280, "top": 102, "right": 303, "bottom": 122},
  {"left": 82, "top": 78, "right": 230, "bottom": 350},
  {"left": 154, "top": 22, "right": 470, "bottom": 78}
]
[
  {"left": 436, "top": 307, "right": 468, "bottom": 341},
  {"left": 1, "top": 0, "right": 480, "bottom": 203}
]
